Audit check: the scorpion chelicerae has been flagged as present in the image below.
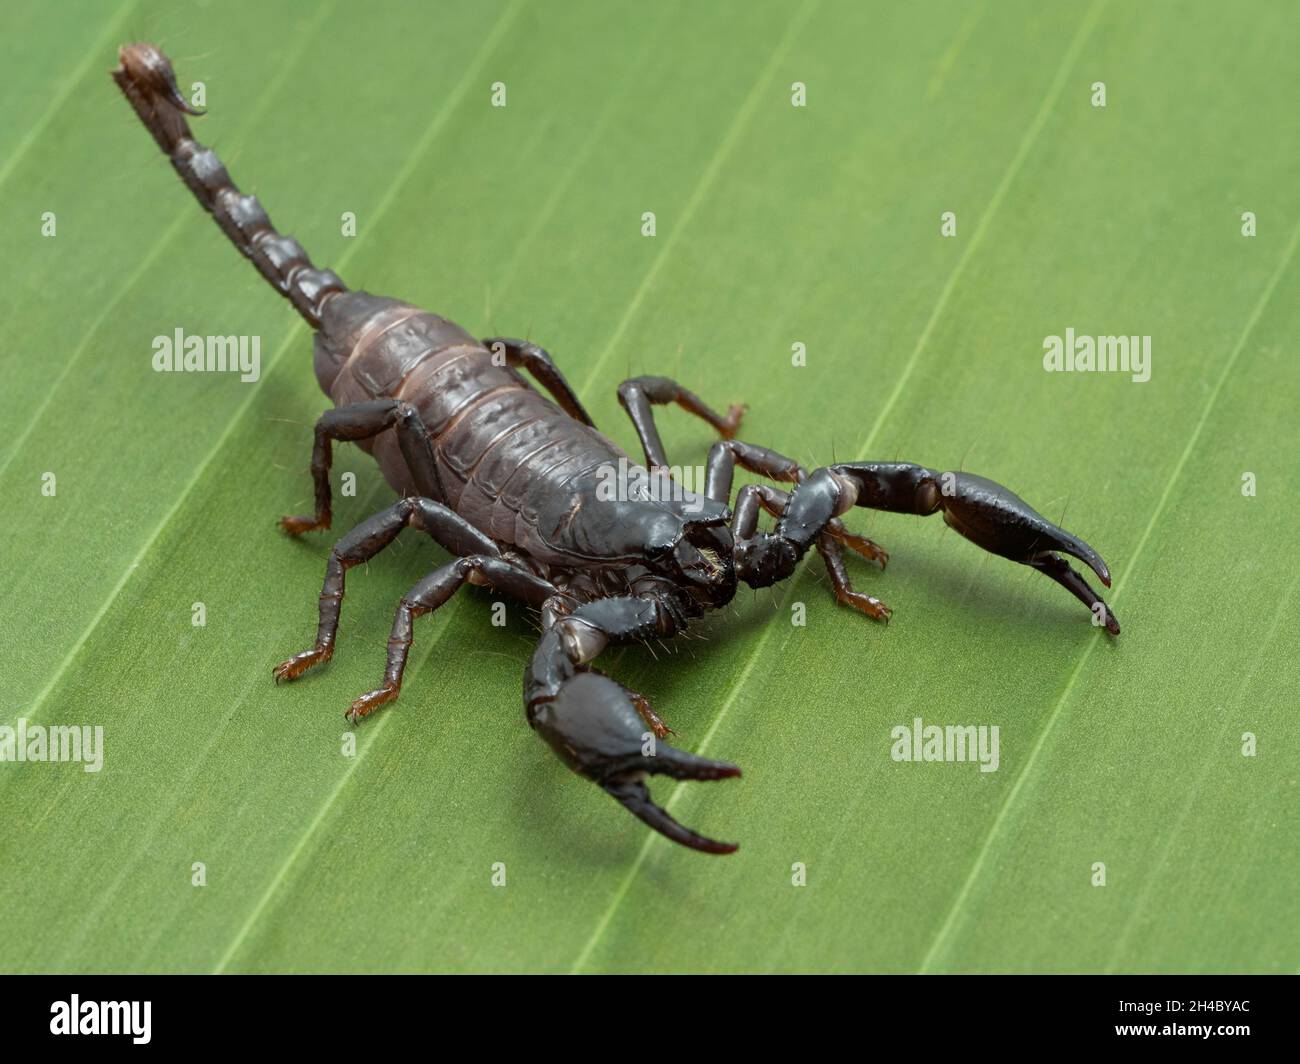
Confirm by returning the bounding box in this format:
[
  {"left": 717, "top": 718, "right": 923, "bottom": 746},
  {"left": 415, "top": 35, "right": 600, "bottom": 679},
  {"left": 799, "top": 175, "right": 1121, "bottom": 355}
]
[{"left": 114, "top": 43, "right": 1120, "bottom": 854}]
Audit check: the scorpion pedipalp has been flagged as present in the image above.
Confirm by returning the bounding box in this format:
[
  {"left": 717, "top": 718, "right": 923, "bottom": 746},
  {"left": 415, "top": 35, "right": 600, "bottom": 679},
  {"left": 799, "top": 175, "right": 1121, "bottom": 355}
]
[
  {"left": 756, "top": 463, "right": 1121, "bottom": 635},
  {"left": 923, "top": 471, "right": 1120, "bottom": 634},
  {"left": 529, "top": 671, "right": 741, "bottom": 855}
]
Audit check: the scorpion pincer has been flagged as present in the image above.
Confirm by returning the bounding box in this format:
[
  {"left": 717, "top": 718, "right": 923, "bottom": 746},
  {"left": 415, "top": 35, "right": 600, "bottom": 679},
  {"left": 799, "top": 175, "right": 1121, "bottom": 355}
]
[{"left": 114, "top": 43, "right": 1120, "bottom": 855}]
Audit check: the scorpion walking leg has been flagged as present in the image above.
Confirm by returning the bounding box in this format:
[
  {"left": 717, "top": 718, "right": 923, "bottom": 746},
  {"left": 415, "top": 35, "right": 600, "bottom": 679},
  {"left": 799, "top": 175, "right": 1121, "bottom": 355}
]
[
  {"left": 624, "top": 685, "right": 676, "bottom": 739},
  {"left": 617, "top": 377, "right": 745, "bottom": 470},
  {"left": 481, "top": 337, "right": 595, "bottom": 426},
  {"left": 281, "top": 399, "right": 444, "bottom": 534},
  {"left": 347, "top": 557, "right": 555, "bottom": 723},
  {"left": 273, "top": 498, "right": 501, "bottom": 683},
  {"left": 739, "top": 462, "right": 1121, "bottom": 634},
  {"left": 525, "top": 597, "right": 741, "bottom": 854}
]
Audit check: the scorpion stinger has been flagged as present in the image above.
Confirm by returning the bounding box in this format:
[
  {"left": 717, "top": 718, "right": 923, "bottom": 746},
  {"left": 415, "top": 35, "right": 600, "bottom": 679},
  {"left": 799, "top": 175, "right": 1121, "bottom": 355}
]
[{"left": 112, "top": 43, "right": 347, "bottom": 329}]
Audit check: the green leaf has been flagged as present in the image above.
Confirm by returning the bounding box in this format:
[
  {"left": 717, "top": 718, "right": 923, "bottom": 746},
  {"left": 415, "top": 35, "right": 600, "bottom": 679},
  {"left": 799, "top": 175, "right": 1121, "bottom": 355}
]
[{"left": 2, "top": 0, "right": 1297, "bottom": 973}]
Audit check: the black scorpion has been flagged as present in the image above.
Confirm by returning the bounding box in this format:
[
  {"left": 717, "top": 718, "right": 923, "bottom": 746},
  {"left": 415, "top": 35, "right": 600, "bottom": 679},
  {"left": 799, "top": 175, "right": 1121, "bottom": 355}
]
[{"left": 114, "top": 44, "right": 1121, "bottom": 854}]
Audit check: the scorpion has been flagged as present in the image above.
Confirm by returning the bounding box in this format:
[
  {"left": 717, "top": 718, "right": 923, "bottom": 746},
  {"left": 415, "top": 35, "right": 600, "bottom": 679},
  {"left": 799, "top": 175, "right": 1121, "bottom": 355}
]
[{"left": 113, "top": 43, "right": 1121, "bottom": 855}]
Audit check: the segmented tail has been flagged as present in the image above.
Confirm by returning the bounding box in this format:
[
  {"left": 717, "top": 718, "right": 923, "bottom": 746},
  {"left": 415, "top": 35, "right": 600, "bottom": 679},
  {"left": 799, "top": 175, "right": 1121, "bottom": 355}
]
[{"left": 112, "top": 43, "right": 346, "bottom": 328}]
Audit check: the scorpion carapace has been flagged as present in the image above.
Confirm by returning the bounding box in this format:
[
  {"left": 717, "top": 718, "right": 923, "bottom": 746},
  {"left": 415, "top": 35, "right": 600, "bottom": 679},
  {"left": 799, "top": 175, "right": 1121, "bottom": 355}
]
[{"left": 114, "top": 43, "right": 1121, "bottom": 855}]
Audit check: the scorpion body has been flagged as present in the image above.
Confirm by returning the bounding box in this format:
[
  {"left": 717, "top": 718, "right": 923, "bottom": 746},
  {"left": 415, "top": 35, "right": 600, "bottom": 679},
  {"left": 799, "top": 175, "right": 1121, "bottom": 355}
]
[{"left": 114, "top": 44, "right": 1121, "bottom": 854}]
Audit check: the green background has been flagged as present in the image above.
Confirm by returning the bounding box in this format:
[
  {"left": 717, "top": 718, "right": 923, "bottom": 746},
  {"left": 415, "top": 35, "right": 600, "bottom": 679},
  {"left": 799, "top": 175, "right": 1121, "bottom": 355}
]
[{"left": 1, "top": 0, "right": 1296, "bottom": 973}]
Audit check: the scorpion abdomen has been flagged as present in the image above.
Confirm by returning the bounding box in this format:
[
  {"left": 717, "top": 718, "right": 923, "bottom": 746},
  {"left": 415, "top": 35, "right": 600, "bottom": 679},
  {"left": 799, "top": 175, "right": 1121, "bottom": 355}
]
[
  {"left": 315, "top": 291, "right": 633, "bottom": 562},
  {"left": 314, "top": 291, "right": 478, "bottom": 398}
]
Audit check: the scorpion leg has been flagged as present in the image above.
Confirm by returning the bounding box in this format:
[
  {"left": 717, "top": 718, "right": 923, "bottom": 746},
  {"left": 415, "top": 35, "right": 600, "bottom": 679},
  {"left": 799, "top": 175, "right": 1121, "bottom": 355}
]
[
  {"left": 273, "top": 497, "right": 501, "bottom": 683},
  {"left": 624, "top": 684, "right": 676, "bottom": 739},
  {"left": 281, "top": 399, "right": 444, "bottom": 534},
  {"left": 617, "top": 377, "right": 745, "bottom": 470},
  {"left": 481, "top": 337, "right": 595, "bottom": 426},
  {"left": 739, "top": 462, "right": 1120, "bottom": 634},
  {"left": 525, "top": 596, "right": 741, "bottom": 854},
  {"left": 347, "top": 556, "right": 555, "bottom": 724}
]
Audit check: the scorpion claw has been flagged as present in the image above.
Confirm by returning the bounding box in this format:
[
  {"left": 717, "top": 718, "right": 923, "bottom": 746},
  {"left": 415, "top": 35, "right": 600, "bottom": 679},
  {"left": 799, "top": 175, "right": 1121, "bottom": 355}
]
[
  {"left": 938, "top": 472, "right": 1118, "bottom": 633},
  {"left": 529, "top": 672, "right": 741, "bottom": 855},
  {"left": 603, "top": 775, "right": 740, "bottom": 855},
  {"left": 644, "top": 745, "right": 742, "bottom": 783}
]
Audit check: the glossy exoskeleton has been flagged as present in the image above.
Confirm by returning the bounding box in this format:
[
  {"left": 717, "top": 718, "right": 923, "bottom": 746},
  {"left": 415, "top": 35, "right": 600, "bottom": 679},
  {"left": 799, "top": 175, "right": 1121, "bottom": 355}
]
[{"left": 114, "top": 43, "right": 1120, "bottom": 854}]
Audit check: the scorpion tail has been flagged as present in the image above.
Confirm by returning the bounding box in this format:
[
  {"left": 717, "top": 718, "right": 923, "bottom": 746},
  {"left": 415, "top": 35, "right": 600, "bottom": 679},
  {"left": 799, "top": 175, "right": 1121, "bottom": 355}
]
[{"left": 112, "top": 43, "right": 347, "bottom": 329}]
